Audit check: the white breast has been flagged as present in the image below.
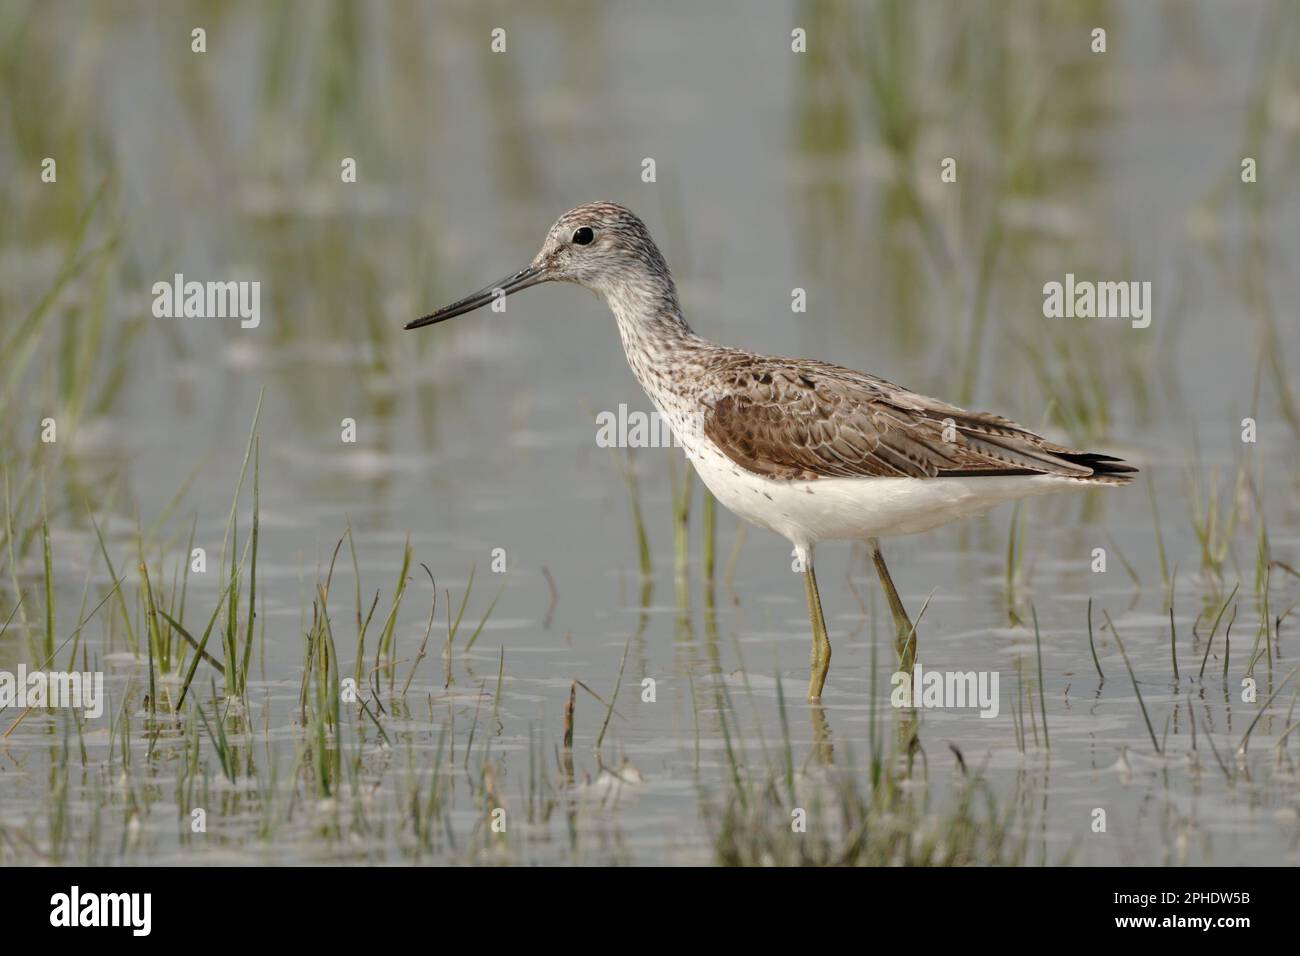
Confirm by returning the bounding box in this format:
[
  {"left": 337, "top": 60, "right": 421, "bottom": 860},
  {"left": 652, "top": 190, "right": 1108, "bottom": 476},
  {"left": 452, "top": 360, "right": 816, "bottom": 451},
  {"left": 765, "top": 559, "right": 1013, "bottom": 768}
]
[{"left": 685, "top": 439, "right": 1086, "bottom": 549}]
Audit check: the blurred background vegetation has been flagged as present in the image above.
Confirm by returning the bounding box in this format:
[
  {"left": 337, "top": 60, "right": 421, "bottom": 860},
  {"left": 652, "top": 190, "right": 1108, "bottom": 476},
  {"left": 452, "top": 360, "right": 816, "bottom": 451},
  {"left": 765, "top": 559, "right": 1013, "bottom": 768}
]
[{"left": 1, "top": 0, "right": 1299, "bottom": 866}]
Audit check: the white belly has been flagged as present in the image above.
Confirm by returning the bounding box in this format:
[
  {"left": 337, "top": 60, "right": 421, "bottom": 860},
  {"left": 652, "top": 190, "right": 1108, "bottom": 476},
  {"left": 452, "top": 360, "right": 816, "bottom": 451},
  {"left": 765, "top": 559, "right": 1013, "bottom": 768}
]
[{"left": 686, "top": 441, "right": 1085, "bottom": 548}]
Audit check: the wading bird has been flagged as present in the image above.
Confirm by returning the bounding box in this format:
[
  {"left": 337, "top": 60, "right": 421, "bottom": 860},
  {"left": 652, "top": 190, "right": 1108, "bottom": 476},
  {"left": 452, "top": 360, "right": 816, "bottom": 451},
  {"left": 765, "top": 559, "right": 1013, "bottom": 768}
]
[{"left": 408, "top": 202, "right": 1135, "bottom": 701}]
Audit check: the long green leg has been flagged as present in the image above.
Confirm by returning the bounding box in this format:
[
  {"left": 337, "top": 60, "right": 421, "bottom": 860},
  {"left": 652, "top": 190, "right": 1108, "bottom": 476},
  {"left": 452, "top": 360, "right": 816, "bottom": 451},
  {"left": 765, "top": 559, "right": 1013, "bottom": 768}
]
[
  {"left": 804, "top": 562, "right": 832, "bottom": 701},
  {"left": 870, "top": 538, "right": 916, "bottom": 673}
]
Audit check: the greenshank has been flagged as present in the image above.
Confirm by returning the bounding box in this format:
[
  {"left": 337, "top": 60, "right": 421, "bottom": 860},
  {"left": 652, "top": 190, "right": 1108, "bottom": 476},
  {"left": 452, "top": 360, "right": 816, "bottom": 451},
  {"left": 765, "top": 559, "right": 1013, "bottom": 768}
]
[{"left": 408, "top": 202, "right": 1136, "bottom": 701}]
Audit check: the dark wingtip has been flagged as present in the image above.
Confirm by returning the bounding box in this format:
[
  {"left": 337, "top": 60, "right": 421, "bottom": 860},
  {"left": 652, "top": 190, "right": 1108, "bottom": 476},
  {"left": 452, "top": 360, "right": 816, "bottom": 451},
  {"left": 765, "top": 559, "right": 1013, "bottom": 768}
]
[{"left": 1061, "top": 452, "right": 1139, "bottom": 481}]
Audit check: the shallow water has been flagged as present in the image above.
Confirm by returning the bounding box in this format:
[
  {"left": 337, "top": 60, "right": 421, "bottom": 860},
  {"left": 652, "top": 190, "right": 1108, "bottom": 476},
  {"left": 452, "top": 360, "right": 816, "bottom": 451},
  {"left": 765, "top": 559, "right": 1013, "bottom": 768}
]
[{"left": 1, "top": 1, "right": 1298, "bottom": 865}]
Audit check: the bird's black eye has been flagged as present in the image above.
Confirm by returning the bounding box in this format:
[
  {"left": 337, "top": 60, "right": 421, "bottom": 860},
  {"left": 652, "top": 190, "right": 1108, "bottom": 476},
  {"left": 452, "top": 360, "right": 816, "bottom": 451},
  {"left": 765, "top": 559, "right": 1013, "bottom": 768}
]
[{"left": 572, "top": 226, "right": 594, "bottom": 246}]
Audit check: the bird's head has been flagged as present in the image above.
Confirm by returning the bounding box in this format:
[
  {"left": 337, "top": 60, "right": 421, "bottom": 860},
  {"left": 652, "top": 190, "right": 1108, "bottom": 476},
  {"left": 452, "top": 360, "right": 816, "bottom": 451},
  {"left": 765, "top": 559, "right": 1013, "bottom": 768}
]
[{"left": 406, "top": 201, "right": 673, "bottom": 330}]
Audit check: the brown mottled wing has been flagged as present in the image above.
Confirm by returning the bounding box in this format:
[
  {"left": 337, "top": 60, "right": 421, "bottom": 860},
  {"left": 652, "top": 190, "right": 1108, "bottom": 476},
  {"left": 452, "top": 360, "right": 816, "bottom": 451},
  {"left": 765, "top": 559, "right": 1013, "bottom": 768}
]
[{"left": 701, "top": 357, "right": 1127, "bottom": 481}]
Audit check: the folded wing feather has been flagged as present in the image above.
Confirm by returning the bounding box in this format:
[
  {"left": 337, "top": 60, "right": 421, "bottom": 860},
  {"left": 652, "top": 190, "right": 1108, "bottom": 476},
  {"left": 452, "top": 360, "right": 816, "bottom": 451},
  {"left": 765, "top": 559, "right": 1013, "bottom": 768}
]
[{"left": 700, "top": 357, "right": 1132, "bottom": 482}]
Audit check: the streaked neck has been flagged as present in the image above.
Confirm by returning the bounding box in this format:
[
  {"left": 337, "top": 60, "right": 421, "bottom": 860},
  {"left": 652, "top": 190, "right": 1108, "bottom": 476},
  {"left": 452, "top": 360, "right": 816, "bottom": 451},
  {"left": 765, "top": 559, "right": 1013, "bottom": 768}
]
[
  {"left": 601, "top": 273, "right": 713, "bottom": 418},
  {"left": 604, "top": 273, "right": 702, "bottom": 356}
]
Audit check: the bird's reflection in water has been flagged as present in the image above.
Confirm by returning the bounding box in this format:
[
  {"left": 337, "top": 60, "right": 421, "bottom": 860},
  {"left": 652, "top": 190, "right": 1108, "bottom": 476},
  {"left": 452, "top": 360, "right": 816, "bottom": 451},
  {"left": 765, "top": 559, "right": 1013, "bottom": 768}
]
[{"left": 810, "top": 705, "right": 834, "bottom": 765}]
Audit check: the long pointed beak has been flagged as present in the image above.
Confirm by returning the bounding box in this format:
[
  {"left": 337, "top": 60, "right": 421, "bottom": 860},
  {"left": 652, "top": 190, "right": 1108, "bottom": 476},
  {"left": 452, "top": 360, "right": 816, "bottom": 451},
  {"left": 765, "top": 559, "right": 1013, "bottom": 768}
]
[{"left": 406, "top": 265, "right": 546, "bottom": 330}]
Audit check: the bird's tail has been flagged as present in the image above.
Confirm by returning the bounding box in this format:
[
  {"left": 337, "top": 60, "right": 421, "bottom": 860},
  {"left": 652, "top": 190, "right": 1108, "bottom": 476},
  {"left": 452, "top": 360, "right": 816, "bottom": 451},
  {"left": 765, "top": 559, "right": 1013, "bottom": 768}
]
[{"left": 1057, "top": 452, "right": 1138, "bottom": 484}]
